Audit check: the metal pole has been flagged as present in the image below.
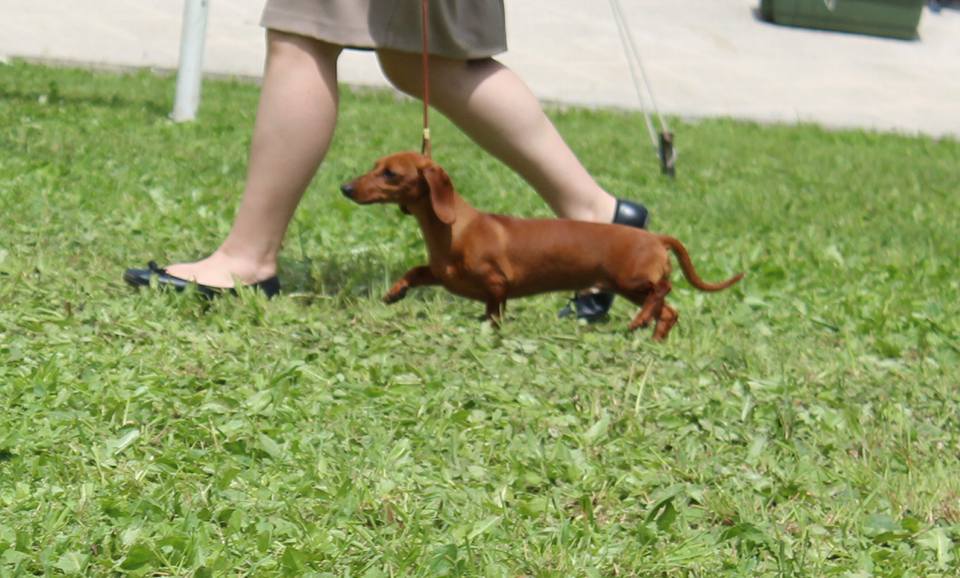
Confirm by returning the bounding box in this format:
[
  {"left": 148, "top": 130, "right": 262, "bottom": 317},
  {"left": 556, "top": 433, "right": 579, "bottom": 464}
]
[{"left": 171, "top": 0, "right": 210, "bottom": 122}]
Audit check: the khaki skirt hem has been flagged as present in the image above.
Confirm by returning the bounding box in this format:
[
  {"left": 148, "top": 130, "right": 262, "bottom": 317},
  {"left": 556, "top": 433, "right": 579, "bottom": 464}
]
[{"left": 261, "top": 0, "right": 507, "bottom": 59}]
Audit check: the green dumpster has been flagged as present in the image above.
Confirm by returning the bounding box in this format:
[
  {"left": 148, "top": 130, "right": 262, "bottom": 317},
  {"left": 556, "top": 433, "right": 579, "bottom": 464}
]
[{"left": 759, "top": 0, "right": 925, "bottom": 40}]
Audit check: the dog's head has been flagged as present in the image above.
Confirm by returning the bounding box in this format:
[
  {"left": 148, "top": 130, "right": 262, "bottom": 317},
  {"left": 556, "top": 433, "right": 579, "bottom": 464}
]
[{"left": 340, "top": 152, "right": 456, "bottom": 225}]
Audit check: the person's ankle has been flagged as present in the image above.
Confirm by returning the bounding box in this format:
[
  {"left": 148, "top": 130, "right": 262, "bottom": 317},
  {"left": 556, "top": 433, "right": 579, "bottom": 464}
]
[{"left": 560, "top": 196, "right": 618, "bottom": 223}]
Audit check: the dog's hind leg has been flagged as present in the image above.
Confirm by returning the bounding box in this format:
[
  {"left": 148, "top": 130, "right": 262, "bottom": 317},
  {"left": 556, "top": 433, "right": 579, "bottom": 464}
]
[
  {"left": 652, "top": 302, "right": 678, "bottom": 341},
  {"left": 625, "top": 279, "right": 671, "bottom": 334}
]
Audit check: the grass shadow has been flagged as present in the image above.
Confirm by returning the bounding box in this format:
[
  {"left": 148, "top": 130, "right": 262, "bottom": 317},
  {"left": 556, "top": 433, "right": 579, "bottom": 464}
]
[{"left": 278, "top": 252, "right": 412, "bottom": 300}]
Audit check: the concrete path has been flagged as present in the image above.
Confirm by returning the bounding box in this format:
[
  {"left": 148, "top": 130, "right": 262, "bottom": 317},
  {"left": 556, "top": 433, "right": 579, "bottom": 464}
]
[{"left": 1, "top": 0, "right": 957, "bottom": 137}]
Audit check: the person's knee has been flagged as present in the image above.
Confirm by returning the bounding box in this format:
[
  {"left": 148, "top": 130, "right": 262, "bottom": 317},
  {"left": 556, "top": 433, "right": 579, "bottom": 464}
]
[{"left": 376, "top": 50, "right": 423, "bottom": 98}]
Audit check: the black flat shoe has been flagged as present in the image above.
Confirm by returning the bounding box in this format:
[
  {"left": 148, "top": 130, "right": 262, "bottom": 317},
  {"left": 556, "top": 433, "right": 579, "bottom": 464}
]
[
  {"left": 558, "top": 290, "right": 616, "bottom": 322},
  {"left": 123, "top": 261, "right": 281, "bottom": 298},
  {"left": 558, "top": 199, "right": 649, "bottom": 323}
]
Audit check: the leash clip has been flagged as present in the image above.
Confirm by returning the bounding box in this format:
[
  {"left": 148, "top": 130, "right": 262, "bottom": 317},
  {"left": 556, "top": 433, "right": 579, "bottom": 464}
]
[
  {"left": 658, "top": 131, "right": 676, "bottom": 178},
  {"left": 421, "top": 128, "right": 432, "bottom": 157}
]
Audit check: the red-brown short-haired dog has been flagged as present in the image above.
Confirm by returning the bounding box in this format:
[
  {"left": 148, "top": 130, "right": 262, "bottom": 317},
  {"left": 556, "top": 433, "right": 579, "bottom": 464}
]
[{"left": 341, "top": 152, "right": 742, "bottom": 340}]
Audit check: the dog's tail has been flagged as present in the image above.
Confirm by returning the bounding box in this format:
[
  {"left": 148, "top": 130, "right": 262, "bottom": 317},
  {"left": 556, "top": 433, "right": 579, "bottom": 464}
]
[{"left": 659, "top": 235, "right": 744, "bottom": 292}]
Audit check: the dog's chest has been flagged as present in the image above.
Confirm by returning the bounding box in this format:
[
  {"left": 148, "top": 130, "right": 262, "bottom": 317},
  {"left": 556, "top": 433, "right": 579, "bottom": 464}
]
[{"left": 429, "top": 256, "right": 494, "bottom": 301}]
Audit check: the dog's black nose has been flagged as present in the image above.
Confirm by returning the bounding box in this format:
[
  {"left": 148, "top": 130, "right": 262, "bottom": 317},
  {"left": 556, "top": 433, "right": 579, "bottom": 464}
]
[{"left": 340, "top": 183, "right": 355, "bottom": 198}]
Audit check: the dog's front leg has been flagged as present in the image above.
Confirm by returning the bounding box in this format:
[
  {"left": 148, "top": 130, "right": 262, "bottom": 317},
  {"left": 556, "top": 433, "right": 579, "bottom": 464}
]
[
  {"left": 383, "top": 265, "right": 438, "bottom": 304},
  {"left": 483, "top": 278, "right": 509, "bottom": 326},
  {"left": 484, "top": 299, "right": 506, "bottom": 326}
]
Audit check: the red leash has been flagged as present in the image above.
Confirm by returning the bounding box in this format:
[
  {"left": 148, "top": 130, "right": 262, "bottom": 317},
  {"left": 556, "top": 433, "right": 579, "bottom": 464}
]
[{"left": 420, "top": 0, "right": 432, "bottom": 158}]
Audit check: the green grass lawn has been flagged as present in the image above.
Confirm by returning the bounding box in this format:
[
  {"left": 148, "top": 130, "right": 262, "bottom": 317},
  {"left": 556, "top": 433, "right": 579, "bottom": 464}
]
[{"left": 1, "top": 61, "right": 958, "bottom": 577}]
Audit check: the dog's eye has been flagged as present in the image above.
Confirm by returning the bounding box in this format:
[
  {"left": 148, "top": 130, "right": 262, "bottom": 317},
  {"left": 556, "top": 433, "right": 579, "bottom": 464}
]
[{"left": 382, "top": 168, "right": 396, "bottom": 179}]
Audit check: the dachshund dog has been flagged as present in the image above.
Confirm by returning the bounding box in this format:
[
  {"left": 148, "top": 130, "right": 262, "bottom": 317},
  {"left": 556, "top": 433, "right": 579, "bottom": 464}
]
[{"left": 341, "top": 152, "right": 742, "bottom": 340}]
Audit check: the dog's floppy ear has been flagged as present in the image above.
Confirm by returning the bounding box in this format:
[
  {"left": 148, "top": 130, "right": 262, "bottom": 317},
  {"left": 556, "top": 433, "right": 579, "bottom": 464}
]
[{"left": 422, "top": 165, "right": 456, "bottom": 225}]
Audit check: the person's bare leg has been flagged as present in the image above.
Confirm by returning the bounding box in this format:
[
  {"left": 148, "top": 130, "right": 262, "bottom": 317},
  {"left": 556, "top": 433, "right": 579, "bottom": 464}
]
[
  {"left": 165, "top": 31, "right": 342, "bottom": 287},
  {"left": 376, "top": 51, "right": 617, "bottom": 223}
]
